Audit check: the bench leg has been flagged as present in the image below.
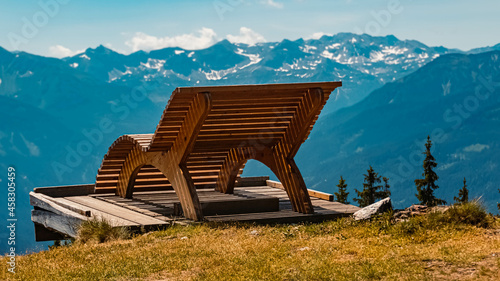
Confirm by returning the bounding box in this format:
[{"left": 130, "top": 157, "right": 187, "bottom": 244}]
[
  {"left": 115, "top": 149, "right": 204, "bottom": 221},
  {"left": 268, "top": 155, "right": 313, "bottom": 214},
  {"left": 217, "top": 147, "right": 314, "bottom": 214}
]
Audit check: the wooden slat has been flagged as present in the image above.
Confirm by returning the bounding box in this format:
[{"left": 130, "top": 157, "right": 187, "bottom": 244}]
[
  {"left": 64, "top": 196, "right": 168, "bottom": 226},
  {"left": 49, "top": 197, "right": 139, "bottom": 226},
  {"left": 30, "top": 192, "right": 90, "bottom": 219},
  {"left": 34, "top": 184, "right": 94, "bottom": 197}
]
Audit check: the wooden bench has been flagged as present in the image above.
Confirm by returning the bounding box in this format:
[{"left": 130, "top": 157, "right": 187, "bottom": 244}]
[{"left": 94, "top": 82, "right": 342, "bottom": 221}]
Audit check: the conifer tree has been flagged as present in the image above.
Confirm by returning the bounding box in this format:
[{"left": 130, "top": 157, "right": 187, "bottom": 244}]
[
  {"left": 354, "top": 166, "right": 387, "bottom": 207},
  {"left": 498, "top": 188, "right": 500, "bottom": 212},
  {"left": 415, "top": 136, "right": 446, "bottom": 206},
  {"left": 334, "top": 176, "right": 349, "bottom": 204},
  {"left": 454, "top": 177, "right": 469, "bottom": 204},
  {"left": 382, "top": 176, "right": 391, "bottom": 198}
]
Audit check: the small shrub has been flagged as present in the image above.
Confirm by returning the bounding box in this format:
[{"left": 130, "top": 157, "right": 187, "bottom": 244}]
[
  {"left": 77, "top": 217, "right": 130, "bottom": 244},
  {"left": 394, "top": 219, "right": 420, "bottom": 235},
  {"left": 370, "top": 210, "right": 394, "bottom": 233},
  {"left": 442, "top": 200, "right": 492, "bottom": 228},
  {"left": 49, "top": 239, "right": 73, "bottom": 250}
]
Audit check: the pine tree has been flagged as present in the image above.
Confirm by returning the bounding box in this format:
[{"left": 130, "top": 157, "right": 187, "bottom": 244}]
[
  {"left": 382, "top": 176, "right": 391, "bottom": 198},
  {"left": 454, "top": 177, "right": 469, "bottom": 204},
  {"left": 415, "top": 136, "right": 446, "bottom": 206},
  {"left": 354, "top": 166, "right": 387, "bottom": 207},
  {"left": 334, "top": 176, "right": 349, "bottom": 204},
  {"left": 497, "top": 188, "right": 500, "bottom": 212}
]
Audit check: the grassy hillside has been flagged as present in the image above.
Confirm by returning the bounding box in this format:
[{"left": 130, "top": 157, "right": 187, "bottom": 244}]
[{"left": 2, "top": 207, "right": 500, "bottom": 281}]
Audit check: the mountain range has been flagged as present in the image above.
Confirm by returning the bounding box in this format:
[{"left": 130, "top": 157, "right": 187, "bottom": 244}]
[
  {"left": 62, "top": 33, "right": 467, "bottom": 112},
  {"left": 295, "top": 50, "right": 500, "bottom": 209},
  {"left": 0, "top": 33, "right": 499, "bottom": 254}
]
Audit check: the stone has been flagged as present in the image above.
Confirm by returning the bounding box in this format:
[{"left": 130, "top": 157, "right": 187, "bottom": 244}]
[
  {"left": 353, "top": 197, "right": 392, "bottom": 220},
  {"left": 430, "top": 205, "right": 450, "bottom": 213},
  {"left": 406, "top": 205, "right": 427, "bottom": 212}
]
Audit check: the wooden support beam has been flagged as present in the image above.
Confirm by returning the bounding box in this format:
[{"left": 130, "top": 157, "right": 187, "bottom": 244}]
[
  {"left": 261, "top": 88, "right": 324, "bottom": 214},
  {"left": 216, "top": 147, "right": 256, "bottom": 193},
  {"left": 266, "top": 180, "right": 334, "bottom": 201},
  {"left": 31, "top": 209, "right": 82, "bottom": 238},
  {"left": 34, "top": 184, "right": 94, "bottom": 197},
  {"left": 34, "top": 223, "right": 66, "bottom": 242},
  {"left": 110, "top": 92, "right": 212, "bottom": 221}
]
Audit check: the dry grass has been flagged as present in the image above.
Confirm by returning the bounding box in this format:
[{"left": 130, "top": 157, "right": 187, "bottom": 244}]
[
  {"left": 2, "top": 212, "right": 500, "bottom": 280},
  {"left": 76, "top": 217, "right": 130, "bottom": 244}
]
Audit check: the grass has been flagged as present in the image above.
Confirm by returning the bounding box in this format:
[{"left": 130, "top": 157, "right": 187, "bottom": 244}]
[
  {"left": 75, "top": 217, "right": 130, "bottom": 244},
  {"left": 444, "top": 200, "right": 493, "bottom": 228},
  {"left": 2, "top": 204, "right": 500, "bottom": 280}
]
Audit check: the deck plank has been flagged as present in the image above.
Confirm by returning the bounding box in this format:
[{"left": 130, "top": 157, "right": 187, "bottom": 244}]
[
  {"left": 64, "top": 196, "right": 169, "bottom": 226},
  {"left": 50, "top": 197, "right": 139, "bottom": 227}
]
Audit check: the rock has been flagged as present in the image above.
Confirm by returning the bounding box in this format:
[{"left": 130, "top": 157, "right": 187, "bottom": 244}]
[
  {"left": 406, "top": 205, "right": 427, "bottom": 213},
  {"left": 430, "top": 205, "right": 450, "bottom": 213},
  {"left": 353, "top": 197, "right": 392, "bottom": 220}
]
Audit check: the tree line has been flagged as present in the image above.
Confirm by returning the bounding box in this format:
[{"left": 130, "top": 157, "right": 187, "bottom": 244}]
[{"left": 335, "top": 136, "right": 477, "bottom": 208}]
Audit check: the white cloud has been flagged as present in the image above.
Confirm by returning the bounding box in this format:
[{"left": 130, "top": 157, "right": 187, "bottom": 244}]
[
  {"left": 125, "top": 28, "right": 218, "bottom": 52},
  {"left": 48, "top": 45, "right": 84, "bottom": 58},
  {"left": 307, "top": 32, "right": 332, "bottom": 40},
  {"left": 226, "top": 27, "right": 266, "bottom": 45},
  {"left": 463, "top": 143, "right": 490, "bottom": 153},
  {"left": 261, "top": 0, "right": 284, "bottom": 9}
]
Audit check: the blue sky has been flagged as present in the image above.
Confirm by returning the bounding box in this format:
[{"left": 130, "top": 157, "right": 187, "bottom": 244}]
[{"left": 1, "top": 0, "right": 499, "bottom": 57}]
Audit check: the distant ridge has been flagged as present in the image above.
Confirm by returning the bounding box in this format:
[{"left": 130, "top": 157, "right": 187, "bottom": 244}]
[{"left": 298, "top": 50, "right": 500, "bottom": 211}]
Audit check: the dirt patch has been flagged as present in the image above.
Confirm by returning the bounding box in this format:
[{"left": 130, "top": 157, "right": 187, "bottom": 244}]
[{"left": 423, "top": 254, "right": 500, "bottom": 280}]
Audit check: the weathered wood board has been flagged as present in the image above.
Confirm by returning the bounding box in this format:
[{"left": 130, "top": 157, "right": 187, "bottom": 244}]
[{"left": 31, "top": 179, "right": 359, "bottom": 241}]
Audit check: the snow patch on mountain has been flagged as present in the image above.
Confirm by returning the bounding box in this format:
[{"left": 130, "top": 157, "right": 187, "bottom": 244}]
[
  {"left": 235, "top": 48, "right": 262, "bottom": 69},
  {"left": 382, "top": 46, "right": 408, "bottom": 55},
  {"left": 326, "top": 43, "right": 341, "bottom": 50},
  {"left": 370, "top": 51, "right": 385, "bottom": 62},
  {"left": 108, "top": 68, "right": 132, "bottom": 82},
  {"left": 140, "top": 58, "right": 166, "bottom": 70},
  {"left": 20, "top": 133, "right": 40, "bottom": 157},
  {"left": 300, "top": 45, "right": 317, "bottom": 54},
  {"left": 20, "top": 71, "right": 33, "bottom": 78}
]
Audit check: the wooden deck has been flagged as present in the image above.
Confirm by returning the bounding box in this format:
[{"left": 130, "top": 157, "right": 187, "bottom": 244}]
[{"left": 31, "top": 177, "right": 359, "bottom": 241}]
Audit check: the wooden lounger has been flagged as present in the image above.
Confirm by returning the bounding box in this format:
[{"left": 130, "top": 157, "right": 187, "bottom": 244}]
[{"left": 94, "top": 82, "right": 342, "bottom": 220}]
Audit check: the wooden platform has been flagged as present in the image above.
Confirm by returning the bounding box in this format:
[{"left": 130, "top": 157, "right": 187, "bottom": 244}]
[{"left": 31, "top": 177, "right": 359, "bottom": 241}]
